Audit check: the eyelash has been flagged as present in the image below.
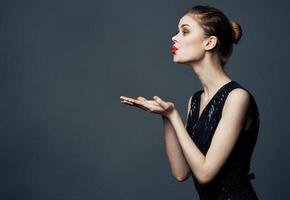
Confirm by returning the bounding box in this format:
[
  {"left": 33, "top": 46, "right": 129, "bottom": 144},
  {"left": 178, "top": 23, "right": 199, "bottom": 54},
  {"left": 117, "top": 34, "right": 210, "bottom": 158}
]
[{"left": 175, "top": 30, "right": 188, "bottom": 35}]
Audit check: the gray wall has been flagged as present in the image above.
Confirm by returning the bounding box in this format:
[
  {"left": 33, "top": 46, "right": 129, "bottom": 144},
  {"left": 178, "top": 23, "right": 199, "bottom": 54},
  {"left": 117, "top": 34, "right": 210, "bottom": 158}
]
[{"left": 0, "top": 0, "right": 289, "bottom": 199}]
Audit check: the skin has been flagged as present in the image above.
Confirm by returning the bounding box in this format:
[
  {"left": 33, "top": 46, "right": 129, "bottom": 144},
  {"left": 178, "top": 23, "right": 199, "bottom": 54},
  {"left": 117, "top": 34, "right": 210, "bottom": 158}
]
[{"left": 119, "top": 13, "right": 251, "bottom": 184}]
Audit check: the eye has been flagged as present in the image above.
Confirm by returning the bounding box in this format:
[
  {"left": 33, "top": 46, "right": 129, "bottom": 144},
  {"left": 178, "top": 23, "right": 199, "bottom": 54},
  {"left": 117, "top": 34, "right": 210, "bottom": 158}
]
[
  {"left": 182, "top": 30, "right": 189, "bottom": 35},
  {"left": 174, "top": 30, "right": 188, "bottom": 35}
]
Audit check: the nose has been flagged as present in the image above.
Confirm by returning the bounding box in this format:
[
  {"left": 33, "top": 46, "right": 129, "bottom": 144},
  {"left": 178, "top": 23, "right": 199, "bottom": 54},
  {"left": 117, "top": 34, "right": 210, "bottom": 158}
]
[
  {"left": 172, "top": 35, "right": 177, "bottom": 43},
  {"left": 172, "top": 34, "right": 176, "bottom": 43}
]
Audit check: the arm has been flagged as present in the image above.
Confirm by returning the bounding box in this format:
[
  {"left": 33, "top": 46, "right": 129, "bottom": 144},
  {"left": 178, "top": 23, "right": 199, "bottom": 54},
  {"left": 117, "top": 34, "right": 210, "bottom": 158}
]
[
  {"left": 163, "top": 95, "right": 193, "bottom": 181},
  {"left": 167, "top": 89, "right": 250, "bottom": 184}
]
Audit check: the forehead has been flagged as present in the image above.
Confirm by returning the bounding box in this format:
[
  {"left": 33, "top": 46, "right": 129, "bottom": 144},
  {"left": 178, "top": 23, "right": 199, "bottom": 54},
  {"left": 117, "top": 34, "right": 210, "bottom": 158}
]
[{"left": 178, "top": 14, "right": 201, "bottom": 28}]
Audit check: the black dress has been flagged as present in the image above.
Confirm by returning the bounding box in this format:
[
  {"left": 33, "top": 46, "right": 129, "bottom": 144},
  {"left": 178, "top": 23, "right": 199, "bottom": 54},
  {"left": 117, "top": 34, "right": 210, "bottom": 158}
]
[{"left": 185, "top": 80, "right": 260, "bottom": 200}]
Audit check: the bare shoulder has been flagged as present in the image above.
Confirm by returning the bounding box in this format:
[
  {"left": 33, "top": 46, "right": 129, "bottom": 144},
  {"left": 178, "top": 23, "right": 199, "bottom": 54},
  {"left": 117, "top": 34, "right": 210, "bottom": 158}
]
[
  {"left": 223, "top": 88, "right": 251, "bottom": 114},
  {"left": 228, "top": 88, "right": 250, "bottom": 99},
  {"left": 228, "top": 88, "right": 250, "bottom": 100}
]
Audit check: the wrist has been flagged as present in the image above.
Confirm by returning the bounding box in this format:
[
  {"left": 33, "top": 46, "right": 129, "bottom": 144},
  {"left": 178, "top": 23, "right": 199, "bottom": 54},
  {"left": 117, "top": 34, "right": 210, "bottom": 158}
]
[{"left": 165, "top": 108, "right": 178, "bottom": 121}]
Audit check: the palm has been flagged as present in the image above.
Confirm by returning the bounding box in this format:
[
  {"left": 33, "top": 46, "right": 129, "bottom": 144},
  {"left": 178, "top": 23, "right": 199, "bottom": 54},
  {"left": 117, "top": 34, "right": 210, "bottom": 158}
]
[{"left": 120, "top": 95, "right": 174, "bottom": 117}]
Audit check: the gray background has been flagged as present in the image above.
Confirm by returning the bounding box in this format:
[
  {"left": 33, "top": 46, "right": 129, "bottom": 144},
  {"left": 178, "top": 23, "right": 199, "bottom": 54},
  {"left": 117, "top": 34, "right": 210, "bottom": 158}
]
[{"left": 0, "top": 0, "right": 289, "bottom": 199}]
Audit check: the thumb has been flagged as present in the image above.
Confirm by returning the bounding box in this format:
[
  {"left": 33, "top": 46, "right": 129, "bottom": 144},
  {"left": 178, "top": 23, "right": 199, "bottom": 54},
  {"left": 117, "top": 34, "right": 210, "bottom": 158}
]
[{"left": 153, "top": 96, "right": 167, "bottom": 109}]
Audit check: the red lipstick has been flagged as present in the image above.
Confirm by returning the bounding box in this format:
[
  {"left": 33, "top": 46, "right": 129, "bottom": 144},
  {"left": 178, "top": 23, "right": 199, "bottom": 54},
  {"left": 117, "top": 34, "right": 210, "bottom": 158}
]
[{"left": 171, "top": 45, "right": 178, "bottom": 54}]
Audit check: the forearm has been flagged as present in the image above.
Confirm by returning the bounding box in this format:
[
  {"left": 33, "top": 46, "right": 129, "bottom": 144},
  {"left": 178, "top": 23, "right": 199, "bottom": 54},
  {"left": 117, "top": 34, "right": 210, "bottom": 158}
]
[
  {"left": 167, "top": 109, "right": 207, "bottom": 183},
  {"left": 162, "top": 116, "right": 191, "bottom": 181}
]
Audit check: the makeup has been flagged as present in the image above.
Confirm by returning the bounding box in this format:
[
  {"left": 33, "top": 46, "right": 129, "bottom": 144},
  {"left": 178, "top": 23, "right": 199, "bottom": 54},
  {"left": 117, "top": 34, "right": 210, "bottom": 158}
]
[{"left": 171, "top": 45, "right": 178, "bottom": 54}]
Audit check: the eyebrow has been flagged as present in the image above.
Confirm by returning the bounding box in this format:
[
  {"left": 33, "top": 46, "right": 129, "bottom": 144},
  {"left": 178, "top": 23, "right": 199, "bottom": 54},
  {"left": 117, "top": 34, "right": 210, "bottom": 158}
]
[{"left": 178, "top": 24, "right": 191, "bottom": 29}]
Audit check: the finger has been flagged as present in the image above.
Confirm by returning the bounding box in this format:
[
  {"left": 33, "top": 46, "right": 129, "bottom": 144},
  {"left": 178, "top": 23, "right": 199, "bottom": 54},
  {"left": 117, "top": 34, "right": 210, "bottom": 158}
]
[
  {"left": 120, "top": 99, "right": 134, "bottom": 105},
  {"left": 136, "top": 104, "right": 150, "bottom": 111},
  {"left": 122, "top": 99, "right": 150, "bottom": 111},
  {"left": 128, "top": 98, "right": 143, "bottom": 105},
  {"left": 137, "top": 96, "right": 147, "bottom": 101},
  {"left": 121, "top": 96, "right": 154, "bottom": 112},
  {"left": 120, "top": 96, "right": 133, "bottom": 101},
  {"left": 122, "top": 100, "right": 147, "bottom": 110},
  {"left": 120, "top": 96, "right": 137, "bottom": 104},
  {"left": 153, "top": 96, "right": 167, "bottom": 109},
  {"left": 127, "top": 98, "right": 150, "bottom": 110}
]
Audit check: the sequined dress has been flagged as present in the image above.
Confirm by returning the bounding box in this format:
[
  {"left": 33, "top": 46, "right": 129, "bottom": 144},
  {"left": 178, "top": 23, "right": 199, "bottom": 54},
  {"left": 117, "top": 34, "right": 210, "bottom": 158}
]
[{"left": 185, "top": 81, "right": 259, "bottom": 200}]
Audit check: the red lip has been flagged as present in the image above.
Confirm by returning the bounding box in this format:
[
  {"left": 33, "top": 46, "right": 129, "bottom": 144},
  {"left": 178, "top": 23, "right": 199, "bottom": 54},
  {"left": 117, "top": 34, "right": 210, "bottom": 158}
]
[{"left": 171, "top": 45, "right": 178, "bottom": 54}]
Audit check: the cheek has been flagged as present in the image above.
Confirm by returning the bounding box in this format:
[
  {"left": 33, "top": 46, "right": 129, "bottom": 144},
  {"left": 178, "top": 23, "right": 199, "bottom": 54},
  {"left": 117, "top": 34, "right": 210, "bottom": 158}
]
[{"left": 183, "top": 39, "right": 204, "bottom": 58}]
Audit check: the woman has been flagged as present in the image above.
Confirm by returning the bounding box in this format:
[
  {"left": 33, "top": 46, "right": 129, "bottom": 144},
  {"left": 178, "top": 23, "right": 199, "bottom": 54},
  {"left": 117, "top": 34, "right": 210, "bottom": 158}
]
[{"left": 120, "top": 5, "right": 259, "bottom": 200}]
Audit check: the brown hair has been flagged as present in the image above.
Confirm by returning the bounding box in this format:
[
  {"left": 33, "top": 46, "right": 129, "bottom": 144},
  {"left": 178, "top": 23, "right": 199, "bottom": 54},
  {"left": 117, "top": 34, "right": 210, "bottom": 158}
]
[{"left": 186, "top": 5, "right": 242, "bottom": 67}]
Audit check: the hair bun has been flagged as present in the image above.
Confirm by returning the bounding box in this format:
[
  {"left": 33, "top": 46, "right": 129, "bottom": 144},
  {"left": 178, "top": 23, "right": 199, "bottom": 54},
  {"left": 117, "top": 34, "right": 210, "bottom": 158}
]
[{"left": 230, "top": 20, "right": 242, "bottom": 44}]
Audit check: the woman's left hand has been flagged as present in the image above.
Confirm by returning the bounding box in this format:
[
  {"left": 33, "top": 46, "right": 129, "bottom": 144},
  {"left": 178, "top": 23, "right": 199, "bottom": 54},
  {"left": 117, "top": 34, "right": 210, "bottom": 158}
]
[{"left": 120, "top": 95, "right": 175, "bottom": 118}]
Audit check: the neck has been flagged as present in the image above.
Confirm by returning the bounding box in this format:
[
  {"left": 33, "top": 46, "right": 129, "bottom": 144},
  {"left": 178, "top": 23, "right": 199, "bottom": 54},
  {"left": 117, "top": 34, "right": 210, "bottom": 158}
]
[{"left": 188, "top": 54, "right": 232, "bottom": 101}]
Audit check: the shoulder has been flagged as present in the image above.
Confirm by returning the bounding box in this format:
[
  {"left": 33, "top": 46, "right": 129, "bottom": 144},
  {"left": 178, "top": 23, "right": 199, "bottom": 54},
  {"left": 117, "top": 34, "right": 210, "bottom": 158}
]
[
  {"left": 227, "top": 88, "right": 250, "bottom": 101},
  {"left": 227, "top": 81, "right": 253, "bottom": 100},
  {"left": 223, "top": 88, "right": 251, "bottom": 115}
]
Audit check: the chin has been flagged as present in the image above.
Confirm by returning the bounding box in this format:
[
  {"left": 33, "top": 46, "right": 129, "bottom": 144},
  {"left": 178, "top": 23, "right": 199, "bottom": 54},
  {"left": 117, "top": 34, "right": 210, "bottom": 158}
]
[{"left": 172, "top": 56, "right": 192, "bottom": 64}]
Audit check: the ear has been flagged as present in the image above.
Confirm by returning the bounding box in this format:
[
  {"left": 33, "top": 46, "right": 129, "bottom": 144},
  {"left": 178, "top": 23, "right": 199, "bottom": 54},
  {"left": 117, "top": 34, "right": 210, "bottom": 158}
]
[{"left": 204, "top": 36, "right": 218, "bottom": 51}]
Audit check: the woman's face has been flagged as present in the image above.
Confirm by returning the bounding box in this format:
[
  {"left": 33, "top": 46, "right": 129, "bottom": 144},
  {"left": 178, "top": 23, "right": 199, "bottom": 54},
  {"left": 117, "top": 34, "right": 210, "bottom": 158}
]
[{"left": 171, "top": 14, "right": 208, "bottom": 64}]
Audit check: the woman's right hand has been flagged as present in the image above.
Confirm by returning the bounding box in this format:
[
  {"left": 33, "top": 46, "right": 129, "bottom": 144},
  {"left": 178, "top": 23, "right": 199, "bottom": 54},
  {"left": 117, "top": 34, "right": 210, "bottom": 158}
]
[{"left": 120, "top": 95, "right": 175, "bottom": 117}]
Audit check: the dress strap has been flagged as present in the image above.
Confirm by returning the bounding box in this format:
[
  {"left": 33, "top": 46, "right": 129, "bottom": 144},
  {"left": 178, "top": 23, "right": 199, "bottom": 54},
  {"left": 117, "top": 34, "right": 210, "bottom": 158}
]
[{"left": 188, "top": 90, "right": 203, "bottom": 109}]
